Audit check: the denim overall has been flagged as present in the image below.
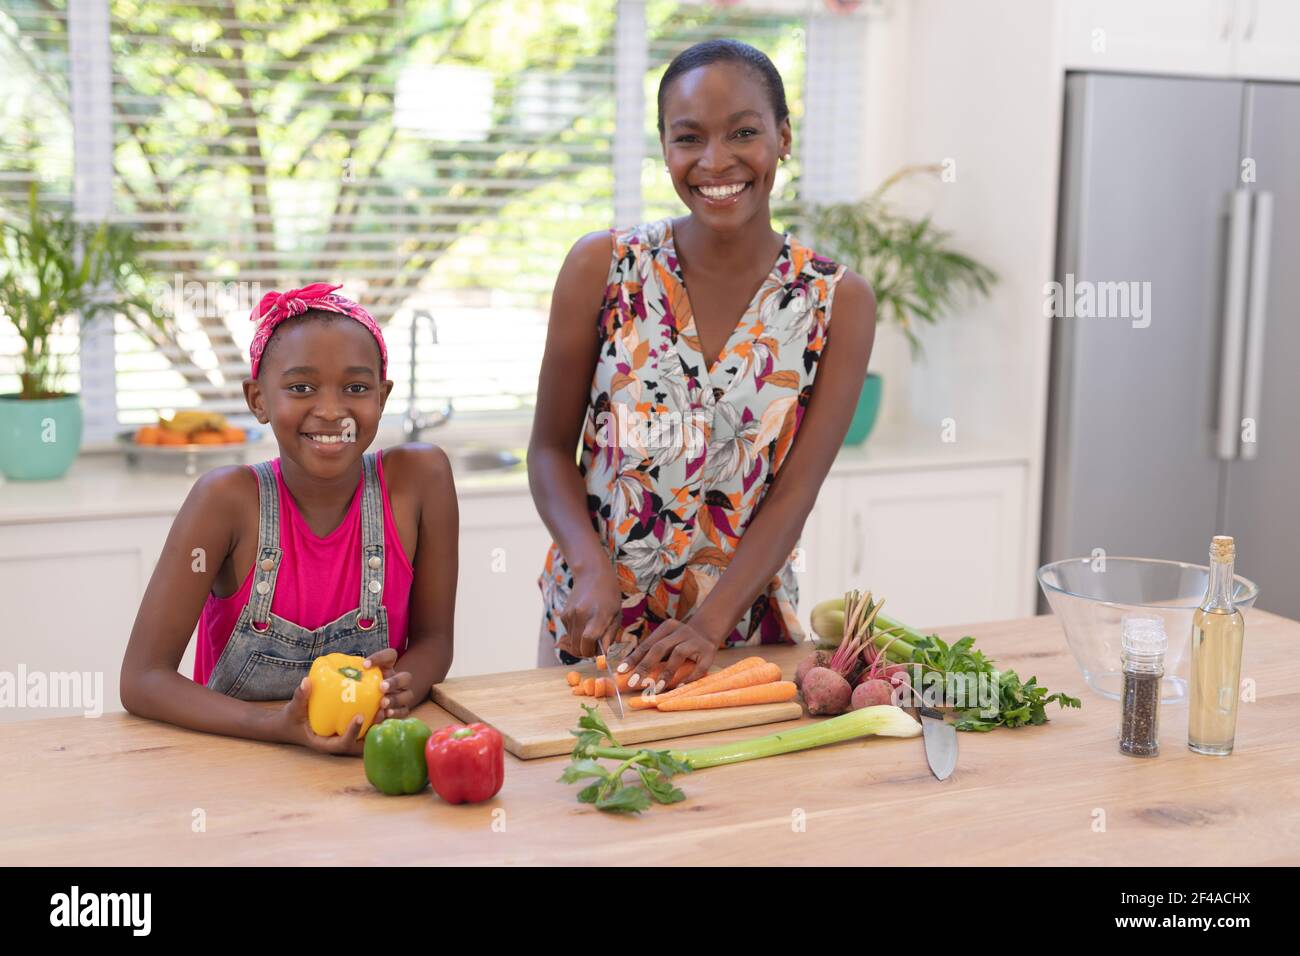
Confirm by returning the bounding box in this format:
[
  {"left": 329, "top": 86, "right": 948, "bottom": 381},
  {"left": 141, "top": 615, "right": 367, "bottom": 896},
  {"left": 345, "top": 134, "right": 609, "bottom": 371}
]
[{"left": 206, "top": 453, "right": 390, "bottom": 700}]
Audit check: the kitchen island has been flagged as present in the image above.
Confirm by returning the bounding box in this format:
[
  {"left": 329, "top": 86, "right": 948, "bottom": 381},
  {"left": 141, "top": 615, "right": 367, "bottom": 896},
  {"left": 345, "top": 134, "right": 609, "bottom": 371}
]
[{"left": 6, "top": 611, "right": 1298, "bottom": 866}]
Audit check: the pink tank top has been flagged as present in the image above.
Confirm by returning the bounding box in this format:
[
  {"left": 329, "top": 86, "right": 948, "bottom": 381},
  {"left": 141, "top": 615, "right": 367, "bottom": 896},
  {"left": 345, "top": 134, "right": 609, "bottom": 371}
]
[{"left": 193, "top": 451, "right": 414, "bottom": 684}]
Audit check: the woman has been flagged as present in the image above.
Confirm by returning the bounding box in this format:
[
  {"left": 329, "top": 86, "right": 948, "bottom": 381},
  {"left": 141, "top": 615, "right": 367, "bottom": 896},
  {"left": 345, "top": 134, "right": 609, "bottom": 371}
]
[{"left": 528, "top": 38, "right": 875, "bottom": 690}]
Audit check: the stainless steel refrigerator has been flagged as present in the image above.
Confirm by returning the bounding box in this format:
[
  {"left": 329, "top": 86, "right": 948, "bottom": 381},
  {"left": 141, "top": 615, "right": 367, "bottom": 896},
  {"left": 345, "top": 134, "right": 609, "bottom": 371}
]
[{"left": 1042, "top": 72, "right": 1300, "bottom": 618}]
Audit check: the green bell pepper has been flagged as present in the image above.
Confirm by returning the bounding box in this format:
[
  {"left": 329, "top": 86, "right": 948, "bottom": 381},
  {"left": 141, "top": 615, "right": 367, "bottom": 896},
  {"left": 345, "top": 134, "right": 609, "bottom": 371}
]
[{"left": 363, "top": 718, "right": 434, "bottom": 795}]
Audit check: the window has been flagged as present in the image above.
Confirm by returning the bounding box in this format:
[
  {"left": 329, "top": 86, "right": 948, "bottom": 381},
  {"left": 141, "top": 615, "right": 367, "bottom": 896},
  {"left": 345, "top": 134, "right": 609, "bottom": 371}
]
[{"left": 1, "top": 0, "right": 866, "bottom": 444}]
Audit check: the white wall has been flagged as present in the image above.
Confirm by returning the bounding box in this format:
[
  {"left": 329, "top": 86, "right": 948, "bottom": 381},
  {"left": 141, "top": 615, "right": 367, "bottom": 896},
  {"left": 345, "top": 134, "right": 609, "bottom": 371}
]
[{"left": 858, "top": 0, "right": 1066, "bottom": 607}]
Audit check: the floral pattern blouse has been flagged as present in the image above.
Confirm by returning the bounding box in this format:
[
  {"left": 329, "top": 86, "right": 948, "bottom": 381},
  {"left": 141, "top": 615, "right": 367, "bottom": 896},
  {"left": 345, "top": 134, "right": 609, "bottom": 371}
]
[{"left": 538, "top": 217, "right": 848, "bottom": 663}]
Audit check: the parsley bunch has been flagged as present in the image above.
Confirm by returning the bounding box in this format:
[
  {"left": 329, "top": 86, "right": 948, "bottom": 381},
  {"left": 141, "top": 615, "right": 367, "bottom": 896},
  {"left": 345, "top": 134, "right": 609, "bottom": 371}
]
[
  {"left": 559, "top": 705, "right": 694, "bottom": 813},
  {"left": 907, "top": 635, "right": 1082, "bottom": 732}
]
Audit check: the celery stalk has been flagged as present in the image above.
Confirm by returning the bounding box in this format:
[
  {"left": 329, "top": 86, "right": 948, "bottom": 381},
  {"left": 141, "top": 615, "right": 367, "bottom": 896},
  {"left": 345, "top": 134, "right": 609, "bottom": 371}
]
[{"left": 587, "top": 706, "right": 921, "bottom": 770}]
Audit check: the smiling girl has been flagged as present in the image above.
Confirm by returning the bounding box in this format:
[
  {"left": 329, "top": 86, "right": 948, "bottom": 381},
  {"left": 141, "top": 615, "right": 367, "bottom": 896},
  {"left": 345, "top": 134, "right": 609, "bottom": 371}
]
[
  {"left": 529, "top": 39, "right": 876, "bottom": 689},
  {"left": 120, "top": 284, "right": 457, "bottom": 755}
]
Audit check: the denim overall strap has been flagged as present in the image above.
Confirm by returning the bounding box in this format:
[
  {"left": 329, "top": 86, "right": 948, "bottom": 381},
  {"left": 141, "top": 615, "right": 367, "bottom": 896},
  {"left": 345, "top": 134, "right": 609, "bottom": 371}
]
[
  {"left": 357, "top": 451, "right": 385, "bottom": 629},
  {"left": 247, "top": 460, "right": 283, "bottom": 631}
]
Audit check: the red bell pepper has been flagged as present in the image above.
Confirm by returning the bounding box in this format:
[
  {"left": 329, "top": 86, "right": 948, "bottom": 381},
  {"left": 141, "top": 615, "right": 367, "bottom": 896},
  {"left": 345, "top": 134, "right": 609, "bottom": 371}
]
[{"left": 424, "top": 722, "right": 505, "bottom": 804}]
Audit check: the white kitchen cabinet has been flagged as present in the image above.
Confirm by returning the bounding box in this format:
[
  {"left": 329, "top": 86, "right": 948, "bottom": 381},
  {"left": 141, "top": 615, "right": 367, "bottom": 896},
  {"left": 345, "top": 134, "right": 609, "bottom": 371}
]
[
  {"left": 1062, "top": 0, "right": 1236, "bottom": 77},
  {"left": 451, "top": 491, "right": 553, "bottom": 678},
  {"left": 0, "top": 515, "right": 176, "bottom": 723},
  {"left": 1233, "top": 0, "right": 1300, "bottom": 80},
  {"left": 805, "top": 463, "right": 1028, "bottom": 632},
  {"left": 1060, "top": 0, "right": 1300, "bottom": 81}
]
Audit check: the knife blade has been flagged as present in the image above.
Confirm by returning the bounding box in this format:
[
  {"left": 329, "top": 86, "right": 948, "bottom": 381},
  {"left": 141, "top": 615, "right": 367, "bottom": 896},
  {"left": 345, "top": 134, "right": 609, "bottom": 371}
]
[
  {"left": 917, "top": 706, "right": 957, "bottom": 780},
  {"left": 601, "top": 635, "right": 629, "bottom": 719}
]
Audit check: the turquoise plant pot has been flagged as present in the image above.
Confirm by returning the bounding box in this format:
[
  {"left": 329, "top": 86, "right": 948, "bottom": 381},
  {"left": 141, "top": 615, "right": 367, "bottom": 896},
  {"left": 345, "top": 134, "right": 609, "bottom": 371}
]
[
  {"left": 842, "top": 372, "right": 882, "bottom": 446},
  {"left": 0, "top": 393, "right": 83, "bottom": 480}
]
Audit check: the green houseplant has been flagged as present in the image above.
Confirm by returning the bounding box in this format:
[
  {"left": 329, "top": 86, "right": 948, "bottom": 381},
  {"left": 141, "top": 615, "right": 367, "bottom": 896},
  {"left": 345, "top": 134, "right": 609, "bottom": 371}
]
[
  {"left": 0, "top": 185, "right": 156, "bottom": 480},
  {"left": 807, "top": 164, "right": 997, "bottom": 445}
]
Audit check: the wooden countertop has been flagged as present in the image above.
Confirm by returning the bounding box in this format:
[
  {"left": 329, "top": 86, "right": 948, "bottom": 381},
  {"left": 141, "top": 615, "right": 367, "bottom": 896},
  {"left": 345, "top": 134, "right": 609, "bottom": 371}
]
[{"left": 6, "top": 611, "right": 1298, "bottom": 866}]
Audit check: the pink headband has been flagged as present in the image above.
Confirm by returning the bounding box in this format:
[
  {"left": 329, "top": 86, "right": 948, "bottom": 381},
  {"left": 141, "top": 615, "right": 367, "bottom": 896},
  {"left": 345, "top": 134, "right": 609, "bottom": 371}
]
[{"left": 248, "top": 282, "right": 388, "bottom": 379}]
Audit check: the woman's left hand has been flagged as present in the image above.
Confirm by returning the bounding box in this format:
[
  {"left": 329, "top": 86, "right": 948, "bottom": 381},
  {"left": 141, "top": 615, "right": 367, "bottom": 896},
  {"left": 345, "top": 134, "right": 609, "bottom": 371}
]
[
  {"left": 619, "top": 619, "right": 717, "bottom": 693},
  {"left": 363, "top": 648, "right": 416, "bottom": 721}
]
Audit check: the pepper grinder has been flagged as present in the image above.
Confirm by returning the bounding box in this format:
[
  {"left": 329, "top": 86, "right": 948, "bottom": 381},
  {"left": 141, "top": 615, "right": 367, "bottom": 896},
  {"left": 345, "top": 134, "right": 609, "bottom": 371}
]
[{"left": 1118, "top": 615, "right": 1167, "bottom": 758}]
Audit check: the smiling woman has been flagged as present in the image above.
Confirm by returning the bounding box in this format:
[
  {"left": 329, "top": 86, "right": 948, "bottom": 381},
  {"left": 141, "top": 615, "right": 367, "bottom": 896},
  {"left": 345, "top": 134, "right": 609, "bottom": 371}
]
[{"left": 528, "top": 39, "right": 878, "bottom": 685}]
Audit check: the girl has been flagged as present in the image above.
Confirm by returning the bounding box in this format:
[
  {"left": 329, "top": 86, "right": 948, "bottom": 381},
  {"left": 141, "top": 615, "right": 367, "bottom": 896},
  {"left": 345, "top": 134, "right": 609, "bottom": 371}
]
[
  {"left": 120, "top": 283, "right": 458, "bottom": 755},
  {"left": 529, "top": 39, "right": 876, "bottom": 690}
]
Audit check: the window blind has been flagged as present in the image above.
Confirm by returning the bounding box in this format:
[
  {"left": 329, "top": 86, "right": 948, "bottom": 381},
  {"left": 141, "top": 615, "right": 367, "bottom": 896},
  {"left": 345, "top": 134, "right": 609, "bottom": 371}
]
[
  {"left": 0, "top": 1, "right": 80, "bottom": 400},
  {"left": 2, "top": 0, "right": 865, "bottom": 441}
]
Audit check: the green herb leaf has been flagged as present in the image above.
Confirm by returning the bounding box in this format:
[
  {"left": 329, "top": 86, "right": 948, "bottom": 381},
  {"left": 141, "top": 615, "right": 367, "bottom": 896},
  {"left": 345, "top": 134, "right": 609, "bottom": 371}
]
[
  {"left": 558, "top": 759, "right": 609, "bottom": 785},
  {"left": 595, "top": 785, "right": 652, "bottom": 814}
]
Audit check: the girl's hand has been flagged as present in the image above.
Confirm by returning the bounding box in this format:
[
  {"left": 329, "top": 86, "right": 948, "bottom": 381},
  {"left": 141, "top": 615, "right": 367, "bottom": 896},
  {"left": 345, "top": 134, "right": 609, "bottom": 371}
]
[
  {"left": 275, "top": 678, "right": 367, "bottom": 756},
  {"left": 363, "top": 648, "right": 415, "bottom": 720},
  {"left": 557, "top": 564, "right": 622, "bottom": 660},
  {"left": 620, "top": 619, "right": 717, "bottom": 693}
]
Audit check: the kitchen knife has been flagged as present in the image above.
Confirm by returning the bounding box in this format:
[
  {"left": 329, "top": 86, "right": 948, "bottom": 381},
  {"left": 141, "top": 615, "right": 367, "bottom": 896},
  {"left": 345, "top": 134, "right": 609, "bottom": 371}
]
[
  {"left": 601, "top": 635, "right": 630, "bottom": 719},
  {"left": 917, "top": 705, "right": 957, "bottom": 780}
]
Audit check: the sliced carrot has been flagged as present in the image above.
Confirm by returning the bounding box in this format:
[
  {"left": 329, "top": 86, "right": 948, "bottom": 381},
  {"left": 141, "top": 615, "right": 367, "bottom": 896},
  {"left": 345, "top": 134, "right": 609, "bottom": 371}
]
[
  {"left": 644, "top": 656, "right": 770, "bottom": 704},
  {"left": 639, "top": 661, "right": 781, "bottom": 708},
  {"left": 571, "top": 684, "right": 587, "bottom": 696},
  {"left": 596, "top": 655, "right": 607, "bottom": 671},
  {"left": 582, "top": 677, "right": 596, "bottom": 696},
  {"left": 655, "top": 681, "right": 798, "bottom": 711},
  {"left": 565, "top": 671, "right": 581, "bottom": 687}
]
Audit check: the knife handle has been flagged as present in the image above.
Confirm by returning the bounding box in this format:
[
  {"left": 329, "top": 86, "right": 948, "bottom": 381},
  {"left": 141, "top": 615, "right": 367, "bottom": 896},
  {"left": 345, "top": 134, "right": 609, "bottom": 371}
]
[{"left": 917, "top": 706, "right": 945, "bottom": 720}]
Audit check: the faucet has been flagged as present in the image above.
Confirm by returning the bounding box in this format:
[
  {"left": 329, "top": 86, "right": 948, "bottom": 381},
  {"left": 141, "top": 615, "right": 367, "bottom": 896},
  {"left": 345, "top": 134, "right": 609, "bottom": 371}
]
[{"left": 402, "top": 309, "right": 453, "bottom": 442}]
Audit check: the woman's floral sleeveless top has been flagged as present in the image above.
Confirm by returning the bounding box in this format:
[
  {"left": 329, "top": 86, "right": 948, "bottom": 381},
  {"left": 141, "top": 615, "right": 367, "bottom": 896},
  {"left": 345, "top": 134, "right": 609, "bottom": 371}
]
[{"left": 538, "top": 217, "right": 848, "bottom": 661}]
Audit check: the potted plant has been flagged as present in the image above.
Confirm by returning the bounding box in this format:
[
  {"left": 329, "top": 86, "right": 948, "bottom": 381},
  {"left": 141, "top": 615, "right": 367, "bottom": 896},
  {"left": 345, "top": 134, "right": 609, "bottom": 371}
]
[
  {"left": 0, "top": 185, "right": 156, "bottom": 480},
  {"left": 807, "top": 164, "right": 997, "bottom": 445}
]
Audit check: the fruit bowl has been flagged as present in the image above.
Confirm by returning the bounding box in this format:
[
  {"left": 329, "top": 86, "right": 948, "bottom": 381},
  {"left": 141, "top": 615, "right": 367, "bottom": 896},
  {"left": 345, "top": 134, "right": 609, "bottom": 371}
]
[
  {"left": 117, "top": 425, "right": 268, "bottom": 476},
  {"left": 1037, "top": 556, "right": 1259, "bottom": 704}
]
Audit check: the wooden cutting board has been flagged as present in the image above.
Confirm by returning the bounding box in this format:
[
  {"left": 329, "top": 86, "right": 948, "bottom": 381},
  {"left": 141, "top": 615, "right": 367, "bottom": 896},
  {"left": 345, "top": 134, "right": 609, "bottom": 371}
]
[{"left": 431, "top": 649, "right": 805, "bottom": 759}]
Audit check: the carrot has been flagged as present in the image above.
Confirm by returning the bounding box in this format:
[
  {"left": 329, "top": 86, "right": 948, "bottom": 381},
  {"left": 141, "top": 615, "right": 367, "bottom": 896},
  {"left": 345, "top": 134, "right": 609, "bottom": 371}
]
[
  {"left": 655, "top": 681, "right": 798, "bottom": 711},
  {"left": 565, "top": 671, "right": 581, "bottom": 687},
  {"left": 664, "top": 660, "right": 698, "bottom": 689},
  {"left": 642, "top": 656, "right": 770, "bottom": 703},
  {"left": 640, "top": 661, "right": 782, "bottom": 707}
]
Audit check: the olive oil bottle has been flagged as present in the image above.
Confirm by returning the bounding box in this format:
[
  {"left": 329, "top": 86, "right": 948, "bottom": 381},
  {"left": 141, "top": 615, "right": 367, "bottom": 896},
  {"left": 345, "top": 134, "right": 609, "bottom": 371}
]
[{"left": 1188, "top": 535, "right": 1246, "bottom": 756}]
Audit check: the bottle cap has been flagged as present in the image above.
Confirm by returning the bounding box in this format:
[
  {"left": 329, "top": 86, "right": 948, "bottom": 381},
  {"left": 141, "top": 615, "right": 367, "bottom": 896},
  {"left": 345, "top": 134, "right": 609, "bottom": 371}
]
[{"left": 1121, "top": 614, "right": 1168, "bottom": 661}]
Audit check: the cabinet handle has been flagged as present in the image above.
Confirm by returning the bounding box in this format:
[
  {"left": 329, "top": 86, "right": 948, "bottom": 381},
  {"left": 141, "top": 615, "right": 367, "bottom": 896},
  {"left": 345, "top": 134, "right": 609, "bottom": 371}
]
[
  {"left": 1240, "top": 191, "right": 1273, "bottom": 461},
  {"left": 1220, "top": 0, "right": 1235, "bottom": 40},
  {"left": 1216, "top": 189, "right": 1252, "bottom": 461},
  {"left": 851, "top": 512, "right": 863, "bottom": 576},
  {"left": 1244, "top": 0, "right": 1259, "bottom": 40}
]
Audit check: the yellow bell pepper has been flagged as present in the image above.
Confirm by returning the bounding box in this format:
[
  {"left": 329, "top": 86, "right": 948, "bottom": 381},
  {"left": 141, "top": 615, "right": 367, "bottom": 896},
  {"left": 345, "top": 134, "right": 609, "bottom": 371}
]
[{"left": 307, "top": 653, "right": 384, "bottom": 740}]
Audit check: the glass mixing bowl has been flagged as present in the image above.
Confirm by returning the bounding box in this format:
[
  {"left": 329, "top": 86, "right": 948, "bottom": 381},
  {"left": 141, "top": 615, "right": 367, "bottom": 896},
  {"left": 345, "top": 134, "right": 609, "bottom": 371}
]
[{"left": 1037, "top": 556, "right": 1259, "bottom": 704}]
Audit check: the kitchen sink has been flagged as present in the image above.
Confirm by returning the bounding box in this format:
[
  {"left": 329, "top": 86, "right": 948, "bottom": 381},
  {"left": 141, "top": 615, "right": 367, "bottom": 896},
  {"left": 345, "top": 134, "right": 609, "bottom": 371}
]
[{"left": 449, "top": 447, "right": 524, "bottom": 474}]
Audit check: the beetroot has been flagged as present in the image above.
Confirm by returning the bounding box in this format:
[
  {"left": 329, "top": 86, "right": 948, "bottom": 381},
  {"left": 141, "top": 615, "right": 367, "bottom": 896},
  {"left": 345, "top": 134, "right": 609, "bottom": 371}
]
[
  {"left": 801, "top": 666, "right": 853, "bottom": 716},
  {"left": 852, "top": 679, "right": 895, "bottom": 710},
  {"left": 795, "top": 650, "right": 832, "bottom": 690}
]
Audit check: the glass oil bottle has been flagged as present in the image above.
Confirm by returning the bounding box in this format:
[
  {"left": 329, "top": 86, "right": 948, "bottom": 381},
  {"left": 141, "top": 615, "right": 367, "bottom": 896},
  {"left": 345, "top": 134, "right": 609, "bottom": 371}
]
[{"left": 1188, "top": 535, "right": 1246, "bottom": 756}]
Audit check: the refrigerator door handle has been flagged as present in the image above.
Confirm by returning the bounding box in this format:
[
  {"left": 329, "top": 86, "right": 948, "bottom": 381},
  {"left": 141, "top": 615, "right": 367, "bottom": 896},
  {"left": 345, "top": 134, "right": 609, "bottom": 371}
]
[
  {"left": 1216, "top": 188, "right": 1252, "bottom": 461},
  {"left": 1239, "top": 190, "right": 1274, "bottom": 462}
]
